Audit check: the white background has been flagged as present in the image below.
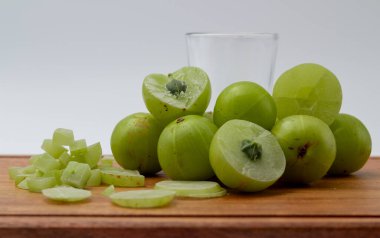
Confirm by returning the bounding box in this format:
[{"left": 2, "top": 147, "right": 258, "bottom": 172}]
[{"left": 1, "top": 0, "right": 379, "bottom": 155}]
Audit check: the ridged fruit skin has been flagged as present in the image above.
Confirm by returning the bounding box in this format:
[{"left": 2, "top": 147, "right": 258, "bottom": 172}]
[
  {"left": 157, "top": 115, "right": 217, "bottom": 181},
  {"left": 272, "top": 115, "right": 336, "bottom": 184},
  {"left": 273, "top": 63, "right": 342, "bottom": 125},
  {"left": 110, "top": 113, "right": 162, "bottom": 175},
  {"left": 327, "top": 113, "right": 372, "bottom": 176}
]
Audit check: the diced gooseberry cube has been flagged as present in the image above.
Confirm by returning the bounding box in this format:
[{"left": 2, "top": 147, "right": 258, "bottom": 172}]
[
  {"left": 43, "top": 169, "right": 63, "bottom": 184},
  {"left": 84, "top": 142, "right": 102, "bottom": 169},
  {"left": 8, "top": 166, "right": 34, "bottom": 180},
  {"left": 29, "top": 154, "right": 41, "bottom": 164},
  {"left": 52, "top": 128, "right": 74, "bottom": 146},
  {"left": 26, "top": 176, "right": 57, "bottom": 193},
  {"left": 41, "top": 139, "right": 67, "bottom": 158},
  {"left": 22, "top": 165, "right": 37, "bottom": 174},
  {"left": 32, "top": 153, "right": 61, "bottom": 174},
  {"left": 98, "top": 156, "right": 115, "bottom": 168},
  {"left": 8, "top": 167, "right": 23, "bottom": 180},
  {"left": 58, "top": 152, "right": 71, "bottom": 167},
  {"left": 17, "top": 178, "right": 29, "bottom": 190},
  {"left": 61, "top": 161, "right": 91, "bottom": 188},
  {"left": 86, "top": 169, "right": 101, "bottom": 187},
  {"left": 70, "top": 139, "right": 87, "bottom": 157},
  {"left": 102, "top": 185, "right": 115, "bottom": 197},
  {"left": 15, "top": 173, "right": 34, "bottom": 185}
]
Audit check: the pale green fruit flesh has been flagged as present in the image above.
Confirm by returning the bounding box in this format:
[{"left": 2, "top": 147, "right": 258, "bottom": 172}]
[
  {"left": 272, "top": 115, "right": 336, "bottom": 184},
  {"left": 69, "top": 139, "right": 87, "bottom": 157},
  {"left": 100, "top": 168, "right": 144, "bottom": 187},
  {"left": 86, "top": 169, "right": 102, "bottom": 187},
  {"left": 111, "top": 113, "right": 162, "bottom": 175},
  {"left": 42, "top": 186, "right": 92, "bottom": 202},
  {"left": 327, "top": 113, "right": 372, "bottom": 176},
  {"left": 58, "top": 152, "right": 71, "bottom": 167},
  {"left": 154, "top": 180, "right": 226, "bottom": 197},
  {"left": 185, "top": 189, "right": 227, "bottom": 198},
  {"left": 26, "top": 176, "right": 57, "bottom": 193},
  {"left": 210, "top": 119, "right": 286, "bottom": 192},
  {"left": 17, "top": 179, "right": 29, "bottom": 190},
  {"left": 110, "top": 190, "right": 175, "bottom": 208},
  {"left": 8, "top": 167, "right": 24, "bottom": 180},
  {"left": 158, "top": 115, "right": 217, "bottom": 181},
  {"left": 142, "top": 67, "right": 211, "bottom": 125},
  {"left": 102, "top": 185, "right": 116, "bottom": 197},
  {"left": 52, "top": 128, "right": 74, "bottom": 146},
  {"left": 32, "top": 153, "right": 61, "bottom": 174},
  {"left": 273, "top": 63, "right": 342, "bottom": 125},
  {"left": 61, "top": 161, "right": 91, "bottom": 188},
  {"left": 213, "top": 81, "right": 277, "bottom": 130},
  {"left": 41, "top": 139, "right": 67, "bottom": 159},
  {"left": 84, "top": 142, "right": 102, "bottom": 169}
]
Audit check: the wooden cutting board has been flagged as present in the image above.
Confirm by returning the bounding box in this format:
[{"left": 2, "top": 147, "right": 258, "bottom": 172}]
[{"left": 1, "top": 155, "right": 380, "bottom": 238}]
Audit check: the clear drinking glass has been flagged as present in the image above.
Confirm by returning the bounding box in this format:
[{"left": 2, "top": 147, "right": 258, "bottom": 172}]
[{"left": 186, "top": 32, "right": 278, "bottom": 109}]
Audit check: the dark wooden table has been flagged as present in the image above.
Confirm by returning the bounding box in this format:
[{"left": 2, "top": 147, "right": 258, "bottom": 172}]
[{"left": 1, "top": 155, "right": 380, "bottom": 238}]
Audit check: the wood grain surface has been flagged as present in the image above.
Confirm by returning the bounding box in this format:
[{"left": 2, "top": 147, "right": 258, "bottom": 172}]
[{"left": 1, "top": 155, "right": 380, "bottom": 238}]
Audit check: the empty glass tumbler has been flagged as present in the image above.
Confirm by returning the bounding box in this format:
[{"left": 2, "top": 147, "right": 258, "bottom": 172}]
[{"left": 186, "top": 32, "right": 278, "bottom": 109}]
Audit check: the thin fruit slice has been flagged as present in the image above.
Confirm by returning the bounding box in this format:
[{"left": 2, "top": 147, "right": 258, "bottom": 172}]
[
  {"left": 210, "top": 119, "right": 286, "bottom": 192},
  {"left": 185, "top": 189, "right": 227, "bottom": 198},
  {"left": 272, "top": 63, "right": 342, "bottom": 125},
  {"left": 42, "top": 186, "right": 92, "bottom": 202},
  {"left": 154, "top": 180, "right": 225, "bottom": 197},
  {"left": 52, "top": 128, "right": 74, "bottom": 146},
  {"left": 142, "top": 66, "right": 211, "bottom": 125},
  {"left": 110, "top": 190, "right": 175, "bottom": 208},
  {"left": 101, "top": 169, "right": 144, "bottom": 187},
  {"left": 61, "top": 161, "right": 91, "bottom": 188}
]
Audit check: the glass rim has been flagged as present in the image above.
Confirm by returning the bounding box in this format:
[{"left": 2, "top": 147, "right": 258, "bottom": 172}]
[{"left": 185, "top": 32, "right": 278, "bottom": 39}]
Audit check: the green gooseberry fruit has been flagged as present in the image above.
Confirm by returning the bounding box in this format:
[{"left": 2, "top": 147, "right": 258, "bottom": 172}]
[
  {"left": 142, "top": 66, "right": 211, "bottom": 126},
  {"left": 209, "top": 119, "right": 286, "bottom": 192},
  {"left": 273, "top": 63, "right": 342, "bottom": 125},
  {"left": 157, "top": 115, "right": 217, "bottom": 180},
  {"left": 110, "top": 112, "right": 162, "bottom": 175},
  {"left": 271, "top": 115, "right": 336, "bottom": 184},
  {"left": 213, "top": 81, "right": 277, "bottom": 130},
  {"left": 327, "top": 113, "right": 372, "bottom": 176}
]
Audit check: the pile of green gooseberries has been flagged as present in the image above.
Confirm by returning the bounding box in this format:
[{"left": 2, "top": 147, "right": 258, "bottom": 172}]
[{"left": 111, "top": 63, "right": 372, "bottom": 192}]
